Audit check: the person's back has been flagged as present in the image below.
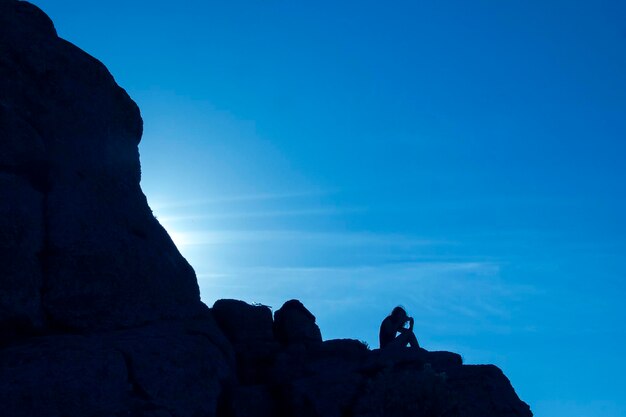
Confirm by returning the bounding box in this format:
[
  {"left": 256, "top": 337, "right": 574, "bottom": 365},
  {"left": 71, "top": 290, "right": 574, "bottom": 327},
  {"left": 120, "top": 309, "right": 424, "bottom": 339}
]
[{"left": 379, "top": 315, "right": 397, "bottom": 348}]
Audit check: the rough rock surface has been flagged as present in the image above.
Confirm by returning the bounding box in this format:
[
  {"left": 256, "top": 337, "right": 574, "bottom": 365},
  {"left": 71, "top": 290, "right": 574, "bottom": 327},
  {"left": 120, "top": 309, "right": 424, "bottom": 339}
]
[
  {"left": 0, "top": 2, "right": 533, "bottom": 416},
  {"left": 273, "top": 299, "right": 322, "bottom": 346},
  {"left": 0, "top": 312, "right": 234, "bottom": 417},
  {"left": 212, "top": 300, "right": 280, "bottom": 385},
  {"left": 0, "top": 0, "right": 202, "bottom": 334}
]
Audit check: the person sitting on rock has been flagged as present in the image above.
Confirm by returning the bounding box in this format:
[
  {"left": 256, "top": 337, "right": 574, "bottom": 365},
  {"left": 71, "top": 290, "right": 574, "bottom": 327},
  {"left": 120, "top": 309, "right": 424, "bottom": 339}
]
[{"left": 379, "top": 306, "right": 420, "bottom": 349}]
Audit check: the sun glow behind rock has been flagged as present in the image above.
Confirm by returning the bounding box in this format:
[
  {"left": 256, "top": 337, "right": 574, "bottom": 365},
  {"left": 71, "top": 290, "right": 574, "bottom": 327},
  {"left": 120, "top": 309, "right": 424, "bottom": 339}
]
[{"left": 151, "top": 205, "right": 197, "bottom": 250}]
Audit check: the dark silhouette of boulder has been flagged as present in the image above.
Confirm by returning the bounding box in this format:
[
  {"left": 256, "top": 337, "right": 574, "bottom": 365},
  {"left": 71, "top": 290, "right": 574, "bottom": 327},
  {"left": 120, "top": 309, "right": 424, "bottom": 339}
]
[
  {"left": 212, "top": 299, "right": 280, "bottom": 385},
  {"left": 212, "top": 299, "right": 274, "bottom": 344},
  {"left": 273, "top": 299, "right": 322, "bottom": 346},
  {"left": 0, "top": 0, "right": 202, "bottom": 334},
  {"left": 445, "top": 365, "right": 532, "bottom": 417},
  {"left": 0, "top": 2, "right": 533, "bottom": 416}
]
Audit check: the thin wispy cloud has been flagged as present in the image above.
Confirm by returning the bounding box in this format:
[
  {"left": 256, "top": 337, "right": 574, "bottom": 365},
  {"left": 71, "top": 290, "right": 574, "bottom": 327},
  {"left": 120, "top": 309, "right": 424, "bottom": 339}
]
[
  {"left": 197, "top": 261, "right": 538, "bottom": 345},
  {"left": 168, "top": 229, "right": 446, "bottom": 247},
  {"left": 158, "top": 206, "right": 365, "bottom": 222},
  {"left": 149, "top": 189, "right": 336, "bottom": 210},
  {"left": 201, "top": 261, "right": 535, "bottom": 315}
]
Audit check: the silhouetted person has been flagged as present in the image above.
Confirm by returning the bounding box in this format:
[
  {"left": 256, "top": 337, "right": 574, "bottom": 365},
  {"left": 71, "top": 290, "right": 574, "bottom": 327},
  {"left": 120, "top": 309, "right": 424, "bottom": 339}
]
[{"left": 379, "top": 306, "right": 419, "bottom": 349}]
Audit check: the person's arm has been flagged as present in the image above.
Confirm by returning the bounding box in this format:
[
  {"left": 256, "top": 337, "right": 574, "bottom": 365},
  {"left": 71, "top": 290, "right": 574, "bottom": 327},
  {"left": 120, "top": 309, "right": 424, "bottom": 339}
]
[{"left": 397, "top": 317, "right": 414, "bottom": 333}]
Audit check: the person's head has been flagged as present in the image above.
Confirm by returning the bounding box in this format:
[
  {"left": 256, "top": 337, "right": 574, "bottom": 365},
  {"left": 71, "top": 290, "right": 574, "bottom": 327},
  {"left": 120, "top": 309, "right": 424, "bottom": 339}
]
[{"left": 390, "top": 306, "right": 408, "bottom": 324}]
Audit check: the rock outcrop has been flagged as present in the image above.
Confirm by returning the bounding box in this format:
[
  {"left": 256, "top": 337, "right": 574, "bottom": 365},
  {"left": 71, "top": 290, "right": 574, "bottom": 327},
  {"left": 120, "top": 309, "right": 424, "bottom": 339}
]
[
  {"left": 0, "top": 2, "right": 533, "bottom": 416},
  {"left": 0, "top": 0, "right": 202, "bottom": 335},
  {"left": 273, "top": 299, "right": 322, "bottom": 346},
  {"left": 214, "top": 299, "right": 531, "bottom": 417}
]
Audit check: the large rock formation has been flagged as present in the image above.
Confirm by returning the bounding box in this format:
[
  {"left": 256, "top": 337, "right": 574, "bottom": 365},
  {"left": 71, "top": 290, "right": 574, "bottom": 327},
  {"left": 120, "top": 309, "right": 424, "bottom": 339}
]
[
  {"left": 0, "top": 1, "right": 533, "bottom": 416},
  {"left": 0, "top": 0, "right": 203, "bottom": 334}
]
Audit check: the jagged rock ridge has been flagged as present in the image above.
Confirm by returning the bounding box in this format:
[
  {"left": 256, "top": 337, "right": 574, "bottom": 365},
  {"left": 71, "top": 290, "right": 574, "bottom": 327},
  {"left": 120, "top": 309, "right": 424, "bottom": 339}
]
[{"left": 0, "top": 1, "right": 533, "bottom": 416}]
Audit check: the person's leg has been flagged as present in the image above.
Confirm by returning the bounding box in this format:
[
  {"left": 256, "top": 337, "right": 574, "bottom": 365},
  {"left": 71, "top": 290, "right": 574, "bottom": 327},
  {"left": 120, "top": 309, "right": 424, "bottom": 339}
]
[
  {"left": 405, "top": 329, "right": 419, "bottom": 348},
  {"left": 389, "top": 330, "right": 420, "bottom": 348}
]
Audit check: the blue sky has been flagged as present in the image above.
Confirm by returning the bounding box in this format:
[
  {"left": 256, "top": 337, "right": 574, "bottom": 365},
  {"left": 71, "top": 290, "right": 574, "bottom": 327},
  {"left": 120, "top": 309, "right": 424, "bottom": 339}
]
[{"left": 31, "top": 0, "right": 626, "bottom": 416}]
